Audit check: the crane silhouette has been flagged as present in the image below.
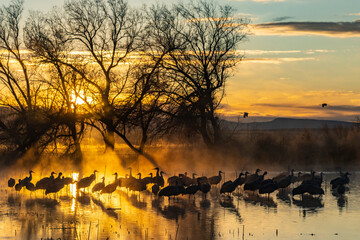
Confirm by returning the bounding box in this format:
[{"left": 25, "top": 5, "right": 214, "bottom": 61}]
[
  {"left": 8, "top": 178, "right": 15, "bottom": 188},
  {"left": 92, "top": 177, "right": 105, "bottom": 193},
  {"left": 77, "top": 170, "right": 98, "bottom": 192},
  {"left": 101, "top": 173, "right": 118, "bottom": 198}
]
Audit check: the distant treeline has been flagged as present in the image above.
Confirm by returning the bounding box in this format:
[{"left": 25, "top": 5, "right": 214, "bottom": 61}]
[
  {"left": 0, "top": 0, "right": 248, "bottom": 166},
  {"left": 231, "top": 125, "right": 360, "bottom": 169}
]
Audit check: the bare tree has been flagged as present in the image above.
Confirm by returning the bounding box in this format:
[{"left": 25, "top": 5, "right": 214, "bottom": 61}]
[
  {"left": 0, "top": 0, "right": 55, "bottom": 164},
  {"left": 37, "top": 0, "right": 169, "bottom": 166},
  {"left": 24, "top": 11, "right": 85, "bottom": 165},
  {"left": 154, "top": 1, "right": 248, "bottom": 147}
]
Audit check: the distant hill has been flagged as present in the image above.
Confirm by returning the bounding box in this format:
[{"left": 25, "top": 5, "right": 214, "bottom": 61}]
[{"left": 222, "top": 117, "right": 355, "bottom": 130}]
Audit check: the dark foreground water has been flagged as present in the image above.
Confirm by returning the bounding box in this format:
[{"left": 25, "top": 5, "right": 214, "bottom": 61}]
[{"left": 0, "top": 172, "right": 359, "bottom": 240}]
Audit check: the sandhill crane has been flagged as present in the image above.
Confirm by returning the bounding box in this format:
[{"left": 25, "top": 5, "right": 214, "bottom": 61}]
[
  {"left": 234, "top": 172, "right": 249, "bottom": 187},
  {"left": 153, "top": 170, "right": 165, "bottom": 187},
  {"left": 259, "top": 181, "right": 278, "bottom": 199},
  {"left": 101, "top": 173, "right": 118, "bottom": 197},
  {"left": 36, "top": 172, "right": 56, "bottom": 190},
  {"left": 312, "top": 172, "right": 323, "bottom": 187},
  {"left": 158, "top": 181, "right": 184, "bottom": 200},
  {"left": 25, "top": 182, "right": 36, "bottom": 192},
  {"left": 292, "top": 184, "right": 307, "bottom": 197},
  {"left": 184, "top": 183, "right": 199, "bottom": 199},
  {"left": 246, "top": 169, "right": 261, "bottom": 183},
  {"left": 128, "top": 173, "right": 147, "bottom": 193},
  {"left": 220, "top": 180, "right": 236, "bottom": 196},
  {"left": 300, "top": 170, "right": 315, "bottom": 182},
  {"left": 62, "top": 176, "right": 74, "bottom": 186},
  {"left": 173, "top": 182, "right": 185, "bottom": 197},
  {"left": 15, "top": 179, "right": 22, "bottom": 191},
  {"left": 208, "top": 171, "right": 223, "bottom": 186},
  {"left": 8, "top": 178, "right": 15, "bottom": 188},
  {"left": 243, "top": 112, "right": 248, "bottom": 118},
  {"left": 196, "top": 176, "right": 209, "bottom": 185},
  {"left": 77, "top": 170, "right": 98, "bottom": 192},
  {"left": 244, "top": 171, "right": 267, "bottom": 192},
  {"left": 191, "top": 173, "right": 198, "bottom": 185},
  {"left": 60, "top": 175, "right": 74, "bottom": 195},
  {"left": 159, "top": 185, "right": 176, "bottom": 199},
  {"left": 125, "top": 168, "right": 138, "bottom": 189},
  {"left": 291, "top": 172, "right": 302, "bottom": 183},
  {"left": 260, "top": 177, "right": 274, "bottom": 188},
  {"left": 305, "top": 184, "right": 324, "bottom": 196},
  {"left": 92, "top": 177, "right": 105, "bottom": 193},
  {"left": 331, "top": 172, "right": 350, "bottom": 189},
  {"left": 322, "top": 103, "right": 327, "bottom": 108},
  {"left": 277, "top": 173, "right": 292, "bottom": 189},
  {"left": 45, "top": 172, "right": 65, "bottom": 195},
  {"left": 152, "top": 184, "right": 160, "bottom": 195},
  {"left": 302, "top": 171, "right": 322, "bottom": 187},
  {"left": 21, "top": 170, "right": 34, "bottom": 187},
  {"left": 292, "top": 181, "right": 324, "bottom": 198},
  {"left": 272, "top": 169, "right": 294, "bottom": 183},
  {"left": 182, "top": 172, "right": 194, "bottom": 186},
  {"left": 127, "top": 167, "right": 136, "bottom": 180},
  {"left": 142, "top": 173, "right": 153, "bottom": 185},
  {"left": 118, "top": 174, "right": 129, "bottom": 188},
  {"left": 199, "top": 180, "right": 211, "bottom": 198},
  {"left": 168, "top": 174, "right": 184, "bottom": 186}
]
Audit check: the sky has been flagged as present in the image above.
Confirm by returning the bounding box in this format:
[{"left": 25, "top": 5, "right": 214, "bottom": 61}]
[{"left": 4, "top": 0, "right": 360, "bottom": 122}]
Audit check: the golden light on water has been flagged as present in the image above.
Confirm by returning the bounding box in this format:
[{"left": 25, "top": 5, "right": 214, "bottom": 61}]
[
  {"left": 70, "top": 172, "right": 79, "bottom": 198},
  {"left": 70, "top": 172, "right": 79, "bottom": 213}
]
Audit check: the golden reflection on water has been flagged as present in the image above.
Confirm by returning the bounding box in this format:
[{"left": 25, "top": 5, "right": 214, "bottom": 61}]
[
  {"left": 70, "top": 172, "right": 79, "bottom": 212},
  {"left": 0, "top": 172, "right": 359, "bottom": 239}
]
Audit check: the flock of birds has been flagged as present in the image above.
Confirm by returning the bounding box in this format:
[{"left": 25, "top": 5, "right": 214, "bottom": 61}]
[{"left": 6, "top": 167, "right": 351, "bottom": 202}]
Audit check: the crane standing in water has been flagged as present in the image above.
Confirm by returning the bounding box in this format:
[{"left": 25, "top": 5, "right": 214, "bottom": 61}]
[
  {"left": 101, "top": 173, "right": 118, "bottom": 198},
  {"left": 153, "top": 169, "right": 165, "bottom": 187},
  {"left": 220, "top": 180, "right": 236, "bottom": 196},
  {"left": 92, "top": 177, "right": 105, "bottom": 193},
  {"left": 77, "top": 170, "right": 98, "bottom": 193},
  {"left": 8, "top": 178, "right": 15, "bottom": 188},
  {"left": 45, "top": 172, "right": 65, "bottom": 196},
  {"left": 199, "top": 179, "right": 211, "bottom": 199},
  {"left": 208, "top": 171, "right": 223, "bottom": 187}
]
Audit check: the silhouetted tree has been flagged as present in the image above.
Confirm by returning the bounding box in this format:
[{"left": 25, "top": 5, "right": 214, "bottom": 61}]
[
  {"left": 24, "top": 11, "right": 85, "bottom": 165},
  {"left": 149, "top": 1, "right": 248, "bottom": 148},
  {"left": 0, "top": 0, "right": 55, "bottom": 164}
]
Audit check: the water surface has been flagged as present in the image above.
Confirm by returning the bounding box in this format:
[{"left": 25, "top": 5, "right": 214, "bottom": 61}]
[{"left": 0, "top": 172, "right": 359, "bottom": 240}]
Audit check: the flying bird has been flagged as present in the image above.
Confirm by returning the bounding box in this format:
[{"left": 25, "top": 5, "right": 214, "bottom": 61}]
[
  {"left": 243, "top": 112, "right": 248, "bottom": 118},
  {"left": 322, "top": 103, "right": 327, "bottom": 108}
]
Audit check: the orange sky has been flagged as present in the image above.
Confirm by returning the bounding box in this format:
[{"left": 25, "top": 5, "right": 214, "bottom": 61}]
[{"left": 4, "top": 0, "right": 360, "bottom": 122}]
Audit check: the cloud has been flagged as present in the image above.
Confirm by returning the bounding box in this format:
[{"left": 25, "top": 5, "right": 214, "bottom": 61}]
[
  {"left": 252, "top": 21, "right": 360, "bottom": 37},
  {"left": 272, "top": 16, "right": 293, "bottom": 22},
  {"left": 305, "top": 49, "right": 334, "bottom": 54},
  {"left": 234, "top": 0, "right": 286, "bottom": 2},
  {"left": 251, "top": 0, "right": 286, "bottom": 2},
  {"left": 244, "top": 50, "right": 301, "bottom": 55},
  {"left": 239, "top": 49, "right": 333, "bottom": 56},
  {"left": 242, "top": 57, "right": 316, "bottom": 64},
  {"left": 252, "top": 103, "right": 360, "bottom": 112}
]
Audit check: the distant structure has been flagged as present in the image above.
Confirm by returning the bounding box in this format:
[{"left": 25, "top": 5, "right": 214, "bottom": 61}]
[
  {"left": 243, "top": 112, "right": 248, "bottom": 118},
  {"left": 322, "top": 103, "right": 327, "bottom": 108}
]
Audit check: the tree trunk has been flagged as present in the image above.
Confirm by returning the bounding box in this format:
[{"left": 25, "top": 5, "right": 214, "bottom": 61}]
[
  {"left": 70, "top": 125, "right": 83, "bottom": 166},
  {"left": 105, "top": 127, "right": 115, "bottom": 151}
]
